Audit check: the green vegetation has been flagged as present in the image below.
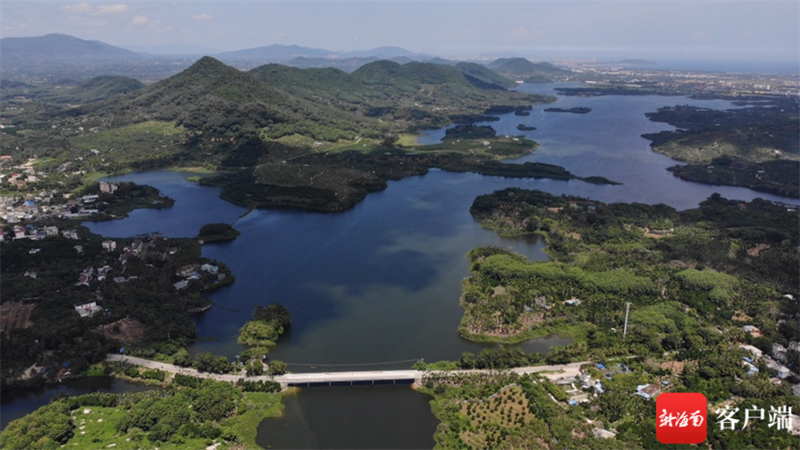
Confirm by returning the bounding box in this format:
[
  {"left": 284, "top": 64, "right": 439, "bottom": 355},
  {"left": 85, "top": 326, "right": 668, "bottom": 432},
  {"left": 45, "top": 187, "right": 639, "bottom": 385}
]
[
  {"left": 443, "top": 124, "right": 497, "bottom": 140},
  {"left": 81, "top": 181, "right": 175, "bottom": 218},
  {"left": 668, "top": 156, "right": 799, "bottom": 198},
  {"left": 420, "top": 372, "right": 609, "bottom": 449},
  {"left": 448, "top": 188, "right": 799, "bottom": 448},
  {"left": 198, "top": 223, "right": 241, "bottom": 242},
  {"left": 202, "top": 140, "right": 617, "bottom": 211},
  {"left": 56, "top": 76, "right": 146, "bottom": 104},
  {"left": 222, "top": 391, "right": 285, "bottom": 450},
  {"left": 487, "top": 58, "right": 572, "bottom": 83},
  {"left": 516, "top": 124, "right": 536, "bottom": 131},
  {"left": 0, "top": 227, "right": 234, "bottom": 389},
  {"left": 0, "top": 57, "right": 609, "bottom": 213},
  {"left": 461, "top": 188, "right": 799, "bottom": 365},
  {"left": 642, "top": 101, "right": 799, "bottom": 162},
  {"left": 544, "top": 107, "right": 592, "bottom": 114},
  {"left": 237, "top": 303, "right": 291, "bottom": 374},
  {"left": 0, "top": 377, "right": 285, "bottom": 450},
  {"left": 249, "top": 59, "right": 550, "bottom": 131}
]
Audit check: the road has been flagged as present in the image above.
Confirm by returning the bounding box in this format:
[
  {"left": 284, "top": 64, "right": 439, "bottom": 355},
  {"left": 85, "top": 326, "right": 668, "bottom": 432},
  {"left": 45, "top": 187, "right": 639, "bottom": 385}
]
[{"left": 105, "top": 354, "right": 589, "bottom": 387}]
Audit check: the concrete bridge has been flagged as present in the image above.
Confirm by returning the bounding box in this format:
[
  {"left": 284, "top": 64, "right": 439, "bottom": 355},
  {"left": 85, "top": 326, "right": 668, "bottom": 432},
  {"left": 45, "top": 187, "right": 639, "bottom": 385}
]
[
  {"left": 278, "top": 370, "right": 421, "bottom": 387},
  {"left": 105, "top": 354, "right": 587, "bottom": 389}
]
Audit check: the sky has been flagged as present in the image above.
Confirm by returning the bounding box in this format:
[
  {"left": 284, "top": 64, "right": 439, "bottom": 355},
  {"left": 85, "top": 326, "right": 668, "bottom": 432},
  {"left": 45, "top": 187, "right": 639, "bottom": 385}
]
[{"left": 1, "top": 1, "right": 798, "bottom": 63}]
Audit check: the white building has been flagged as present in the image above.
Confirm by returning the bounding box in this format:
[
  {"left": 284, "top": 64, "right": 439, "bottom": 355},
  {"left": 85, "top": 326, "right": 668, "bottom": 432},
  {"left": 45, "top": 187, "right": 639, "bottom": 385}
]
[{"left": 75, "top": 301, "right": 102, "bottom": 318}]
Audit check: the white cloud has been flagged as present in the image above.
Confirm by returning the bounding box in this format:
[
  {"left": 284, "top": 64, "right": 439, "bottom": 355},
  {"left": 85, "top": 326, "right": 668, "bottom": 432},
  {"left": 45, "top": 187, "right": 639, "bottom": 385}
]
[
  {"left": 193, "top": 13, "right": 213, "bottom": 22},
  {"left": 60, "top": 2, "right": 129, "bottom": 16},
  {"left": 96, "top": 4, "right": 129, "bottom": 15},
  {"left": 131, "top": 15, "right": 148, "bottom": 26},
  {"left": 61, "top": 3, "right": 93, "bottom": 13}
]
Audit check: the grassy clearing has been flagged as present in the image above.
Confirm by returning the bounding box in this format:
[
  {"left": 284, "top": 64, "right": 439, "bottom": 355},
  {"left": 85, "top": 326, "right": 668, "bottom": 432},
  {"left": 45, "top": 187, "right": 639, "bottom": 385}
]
[
  {"left": 396, "top": 133, "right": 420, "bottom": 146},
  {"left": 167, "top": 166, "right": 217, "bottom": 174},
  {"left": 222, "top": 392, "right": 285, "bottom": 450},
  {"left": 65, "top": 406, "right": 214, "bottom": 450}
]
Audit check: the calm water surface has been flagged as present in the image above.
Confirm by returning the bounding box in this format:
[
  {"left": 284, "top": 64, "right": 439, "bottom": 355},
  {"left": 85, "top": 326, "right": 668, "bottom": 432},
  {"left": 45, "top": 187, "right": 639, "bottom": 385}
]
[
  {"left": 256, "top": 385, "right": 438, "bottom": 449},
  {"left": 6, "top": 85, "right": 797, "bottom": 446}
]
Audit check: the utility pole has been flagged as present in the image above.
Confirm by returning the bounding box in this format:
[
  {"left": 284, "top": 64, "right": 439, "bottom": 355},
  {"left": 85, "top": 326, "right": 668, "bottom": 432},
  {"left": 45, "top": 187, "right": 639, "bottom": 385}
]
[{"left": 623, "top": 302, "right": 632, "bottom": 337}]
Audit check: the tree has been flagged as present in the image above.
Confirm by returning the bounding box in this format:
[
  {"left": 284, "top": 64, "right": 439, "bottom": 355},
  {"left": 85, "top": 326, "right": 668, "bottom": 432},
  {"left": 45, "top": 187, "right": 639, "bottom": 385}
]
[
  {"left": 268, "top": 360, "right": 287, "bottom": 376},
  {"left": 238, "top": 320, "right": 279, "bottom": 346},
  {"left": 380, "top": 134, "right": 399, "bottom": 148},
  {"left": 194, "top": 352, "right": 231, "bottom": 374},
  {"left": 246, "top": 359, "right": 264, "bottom": 376},
  {"left": 173, "top": 348, "right": 192, "bottom": 367},
  {"left": 254, "top": 303, "right": 291, "bottom": 330}
]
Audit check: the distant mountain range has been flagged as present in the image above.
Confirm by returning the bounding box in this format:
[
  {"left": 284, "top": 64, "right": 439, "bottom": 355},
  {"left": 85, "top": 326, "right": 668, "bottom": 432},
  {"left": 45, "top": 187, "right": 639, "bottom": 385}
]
[{"left": 0, "top": 33, "right": 574, "bottom": 82}]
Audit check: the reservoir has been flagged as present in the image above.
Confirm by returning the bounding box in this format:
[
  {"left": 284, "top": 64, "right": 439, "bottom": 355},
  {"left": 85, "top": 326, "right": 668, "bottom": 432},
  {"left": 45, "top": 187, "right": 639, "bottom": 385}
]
[{"left": 5, "top": 85, "right": 796, "bottom": 447}]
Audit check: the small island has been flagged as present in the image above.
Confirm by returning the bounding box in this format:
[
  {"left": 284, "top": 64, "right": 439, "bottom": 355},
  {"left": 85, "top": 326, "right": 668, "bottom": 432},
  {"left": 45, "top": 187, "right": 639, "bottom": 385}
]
[
  {"left": 198, "top": 222, "right": 241, "bottom": 243},
  {"left": 544, "top": 107, "right": 592, "bottom": 114},
  {"left": 516, "top": 124, "right": 536, "bottom": 131}
]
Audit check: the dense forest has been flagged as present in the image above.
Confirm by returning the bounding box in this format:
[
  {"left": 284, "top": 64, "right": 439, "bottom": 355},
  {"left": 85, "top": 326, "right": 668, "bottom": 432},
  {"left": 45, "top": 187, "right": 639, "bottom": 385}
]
[
  {"left": 416, "top": 187, "right": 800, "bottom": 449},
  {"left": 0, "top": 224, "right": 235, "bottom": 389}
]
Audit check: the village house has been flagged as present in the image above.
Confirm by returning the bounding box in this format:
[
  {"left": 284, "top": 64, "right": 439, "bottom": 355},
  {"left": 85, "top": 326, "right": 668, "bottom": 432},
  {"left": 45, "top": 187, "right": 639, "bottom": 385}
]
[
  {"left": 102, "top": 240, "right": 117, "bottom": 252},
  {"left": 765, "top": 359, "right": 792, "bottom": 379},
  {"left": 75, "top": 266, "right": 93, "bottom": 286},
  {"left": 13, "top": 226, "right": 26, "bottom": 239},
  {"left": 743, "top": 360, "right": 759, "bottom": 376},
  {"left": 177, "top": 264, "right": 199, "bottom": 278},
  {"left": 740, "top": 344, "right": 764, "bottom": 359},
  {"left": 200, "top": 263, "right": 219, "bottom": 274},
  {"left": 174, "top": 280, "right": 189, "bottom": 290},
  {"left": 743, "top": 325, "right": 763, "bottom": 337},
  {"left": 130, "top": 239, "right": 144, "bottom": 254},
  {"left": 99, "top": 181, "right": 118, "bottom": 194},
  {"left": 62, "top": 229, "right": 79, "bottom": 240},
  {"left": 772, "top": 343, "right": 789, "bottom": 363},
  {"left": 74, "top": 301, "right": 102, "bottom": 318},
  {"left": 635, "top": 383, "right": 661, "bottom": 400}
]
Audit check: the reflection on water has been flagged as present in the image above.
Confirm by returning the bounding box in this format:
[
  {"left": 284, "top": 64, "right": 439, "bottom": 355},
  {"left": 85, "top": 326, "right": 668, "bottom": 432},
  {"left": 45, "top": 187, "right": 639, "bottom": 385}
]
[{"left": 256, "top": 385, "right": 438, "bottom": 449}]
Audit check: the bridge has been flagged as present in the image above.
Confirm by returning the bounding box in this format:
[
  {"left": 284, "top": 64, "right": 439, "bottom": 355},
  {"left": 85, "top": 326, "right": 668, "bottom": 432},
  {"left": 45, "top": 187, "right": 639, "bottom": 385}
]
[
  {"left": 105, "top": 354, "right": 587, "bottom": 389},
  {"left": 278, "top": 370, "right": 421, "bottom": 387}
]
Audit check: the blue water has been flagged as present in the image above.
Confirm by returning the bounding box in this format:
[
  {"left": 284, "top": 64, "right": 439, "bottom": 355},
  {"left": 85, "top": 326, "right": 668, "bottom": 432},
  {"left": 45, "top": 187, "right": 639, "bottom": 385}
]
[
  {"left": 84, "top": 86, "right": 797, "bottom": 371},
  {"left": 7, "top": 84, "right": 797, "bottom": 447}
]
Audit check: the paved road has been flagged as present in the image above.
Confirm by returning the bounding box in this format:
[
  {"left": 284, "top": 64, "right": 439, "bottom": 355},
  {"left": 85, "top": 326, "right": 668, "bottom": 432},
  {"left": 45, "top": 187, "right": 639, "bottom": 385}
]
[{"left": 106, "top": 354, "right": 589, "bottom": 386}]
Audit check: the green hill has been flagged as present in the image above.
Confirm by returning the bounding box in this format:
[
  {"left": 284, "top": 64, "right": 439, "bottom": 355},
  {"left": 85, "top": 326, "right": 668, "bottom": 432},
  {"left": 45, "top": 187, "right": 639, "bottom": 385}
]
[
  {"left": 487, "top": 58, "right": 572, "bottom": 83},
  {"left": 96, "top": 56, "right": 369, "bottom": 140},
  {"left": 250, "top": 59, "right": 549, "bottom": 129},
  {"left": 454, "top": 62, "right": 518, "bottom": 89},
  {"left": 59, "top": 76, "right": 145, "bottom": 103}
]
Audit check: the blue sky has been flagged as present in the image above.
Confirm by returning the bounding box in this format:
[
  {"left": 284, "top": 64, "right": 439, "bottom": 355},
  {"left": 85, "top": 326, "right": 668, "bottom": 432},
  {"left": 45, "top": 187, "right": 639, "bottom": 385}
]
[{"left": 2, "top": 1, "right": 798, "bottom": 62}]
